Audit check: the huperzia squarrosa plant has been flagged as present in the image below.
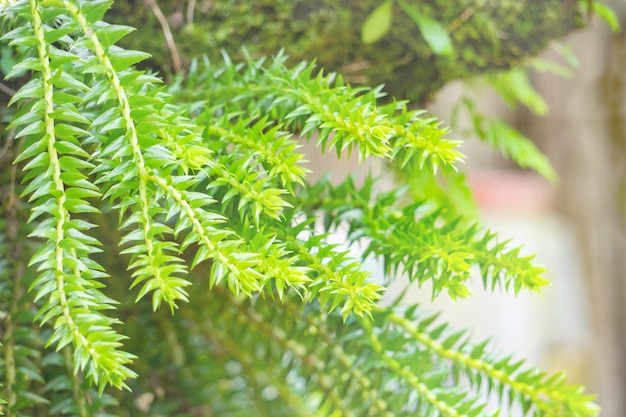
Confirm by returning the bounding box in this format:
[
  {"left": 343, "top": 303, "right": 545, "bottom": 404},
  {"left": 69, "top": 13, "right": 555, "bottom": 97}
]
[{"left": 0, "top": 0, "right": 600, "bottom": 416}]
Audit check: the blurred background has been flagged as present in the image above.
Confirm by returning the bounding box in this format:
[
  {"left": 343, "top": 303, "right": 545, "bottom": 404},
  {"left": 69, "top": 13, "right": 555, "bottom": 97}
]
[{"left": 425, "top": 3, "right": 626, "bottom": 413}]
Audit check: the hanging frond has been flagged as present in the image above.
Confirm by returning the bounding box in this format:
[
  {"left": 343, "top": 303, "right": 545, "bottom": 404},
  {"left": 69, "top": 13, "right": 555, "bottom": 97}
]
[
  {"left": 387, "top": 307, "right": 600, "bottom": 417},
  {"left": 117, "top": 285, "right": 594, "bottom": 417},
  {"left": 2, "top": 0, "right": 136, "bottom": 391},
  {"left": 173, "top": 52, "right": 464, "bottom": 171},
  {"left": 298, "top": 175, "right": 550, "bottom": 300},
  {"left": 461, "top": 97, "right": 557, "bottom": 183}
]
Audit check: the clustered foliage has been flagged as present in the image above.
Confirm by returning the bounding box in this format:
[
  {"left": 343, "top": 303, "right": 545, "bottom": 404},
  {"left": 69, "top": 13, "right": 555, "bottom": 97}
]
[{"left": 0, "top": 0, "right": 599, "bottom": 416}]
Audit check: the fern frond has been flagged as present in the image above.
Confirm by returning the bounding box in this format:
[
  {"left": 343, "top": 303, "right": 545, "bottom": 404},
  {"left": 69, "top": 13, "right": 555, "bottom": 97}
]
[
  {"left": 271, "top": 212, "right": 384, "bottom": 319},
  {"left": 387, "top": 307, "right": 600, "bottom": 417},
  {"left": 201, "top": 318, "right": 316, "bottom": 416},
  {"left": 465, "top": 100, "right": 557, "bottom": 183},
  {"left": 206, "top": 121, "right": 309, "bottom": 191},
  {"left": 207, "top": 153, "right": 292, "bottom": 225},
  {"left": 0, "top": 173, "right": 48, "bottom": 414},
  {"left": 179, "top": 287, "right": 491, "bottom": 417},
  {"left": 173, "top": 287, "right": 596, "bottom": 417},
  {"left": 57, "top": 0, "right": 313, "bottom": 306},
  {"left": 3, "top": 0, "right": 135, "bottom": 391},
  {"left": 299, "top": 175, "right": 550, "bottom": 299},
  {"left": 487, "top": 68, "right": 549, "bottom": 116},
  {"left": 0, "top": 305, "right": 48, "bottom": 414},
  {"left": 175, "top": 53, "right": 464, "bottom": 171},
  {"left": 206, "top": 287, "right": 378, "bottom": 417},
  {"left": 55, "top": 0, "right": 191, "bottom": 312},
  {"left": 42, "top": 348, "right": 119, "bottom": 416}
]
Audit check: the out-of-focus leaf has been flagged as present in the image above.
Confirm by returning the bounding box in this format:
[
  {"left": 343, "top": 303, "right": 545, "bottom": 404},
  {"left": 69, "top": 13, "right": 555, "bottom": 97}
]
[
  {"left": 398, "top": 0, "right": 454, "bottom": 55},
  {"left": 361, "top": 0, "right": 393, "bottom": 44}
]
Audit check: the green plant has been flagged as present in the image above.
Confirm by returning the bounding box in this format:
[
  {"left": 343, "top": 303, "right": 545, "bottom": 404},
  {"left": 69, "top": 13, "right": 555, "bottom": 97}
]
[
  {"left": 362, "top": 0, "right": 454, "bottom": 55},
  {"left": 0, "top": 0, "right": 599, "bottom": 416}
]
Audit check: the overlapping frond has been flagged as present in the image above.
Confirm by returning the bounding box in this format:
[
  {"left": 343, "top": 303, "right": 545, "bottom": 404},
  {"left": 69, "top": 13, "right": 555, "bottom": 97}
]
[
  {"left": 41, "top": 348, "right": 119, "bottom": 416},
  {"left": 462, "top": 97, "right": 557, "bottom": 183},
  {"left": 173, "top": 51, "right": 464, "bottom": 171},
  {"left": 114, "top": 286, "right": 595, "bottom": 417},
  {"left": 387, "top": 306, "right": 600, "bottom": 417},
  {"left": 0, "top": 132, "right": 48, "bottom": 414}
]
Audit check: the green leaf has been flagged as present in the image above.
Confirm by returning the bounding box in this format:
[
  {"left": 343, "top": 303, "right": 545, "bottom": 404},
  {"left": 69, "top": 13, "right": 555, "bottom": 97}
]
[
  {"left": 488, "top": 68, "right": 548, "bottom": 116},
  {"left": 580, "top": 0, "right": 621, "bottom": 32},
  {"left": 81, "top": 0, "right": 114, "bottom": 22},
  {"left": 14, "top": 121, "right": 45, "bottom": 139},
  {"left": 51, "top": 69, "right": 90, "bottom": 92},
  {"left": 43, "top": 27, "right": 75, "bottom": 43},
  {"left": 108, "top": 48, "right": 151, "bottom": 71},
  {"left": 95, "top": 23, "right": 136, "bottom": 46},
  {"left": 4, "top": 57, "right": 43, "bottom": 80},
  {"left": 595, "top": 1, "right": 620, "bottom": 32},
  {"left": 0, "top": 46, "right": 17, "bottom": 75},
  {"left": 58, "top": 155, "right": 94, "bottom": 171},
  {"left": 398, "top": 0, "right": 454, "bottom": 55},
  {"left": 54, "top": 140, "right": 91, "bottom": 158},
  {"left": 48, "top": 107, "right": 91, "bottom": 125},
  {"left": 0, "top": 5, "right": 600, "bottom": 415},
  {"left": 361, "top": 0, "right": 393, "bottom": 44},
  {"left": 8, "top": 79, "right": 43, "bottom": 106},
  {"left": 472, "top": 114, "right": 557, "bottom": 183},
  {"left": 53, "top": 91, "right": 84, "bottom": 105}
]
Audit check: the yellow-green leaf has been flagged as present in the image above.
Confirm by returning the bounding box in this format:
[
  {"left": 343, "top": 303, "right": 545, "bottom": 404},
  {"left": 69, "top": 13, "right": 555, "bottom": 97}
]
[
  {"left": 361, "top": 0, "right": 393, "bottom": 44},
  {"left": 398, "top": 0, "right": 453, "bottom": 56}
]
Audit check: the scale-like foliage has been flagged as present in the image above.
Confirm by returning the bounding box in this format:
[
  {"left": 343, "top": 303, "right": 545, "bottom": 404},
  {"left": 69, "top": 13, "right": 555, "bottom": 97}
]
[{"left": 0, "top": 1, "right": 598, "bottom": 416}]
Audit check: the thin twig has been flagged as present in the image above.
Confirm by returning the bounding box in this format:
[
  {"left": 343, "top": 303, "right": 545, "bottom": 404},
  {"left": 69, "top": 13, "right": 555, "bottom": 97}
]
[
  {"left": 0, "top": 82, "right": 16, "bottom": 97},
  {"left": 145, "top": 0, "right": 182, "bottom": 74},
  {"left": 0, "top": 127, "right": 15, "bottom": 161},
  {"left": 186, "top": 0, "right": 196, "bottom": 25},
  {"left": 7, "top": 136, "right": 24, "bottom": 212},
  {"left": 447, "top": 7, "right": 475, "bottom": 33}
]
